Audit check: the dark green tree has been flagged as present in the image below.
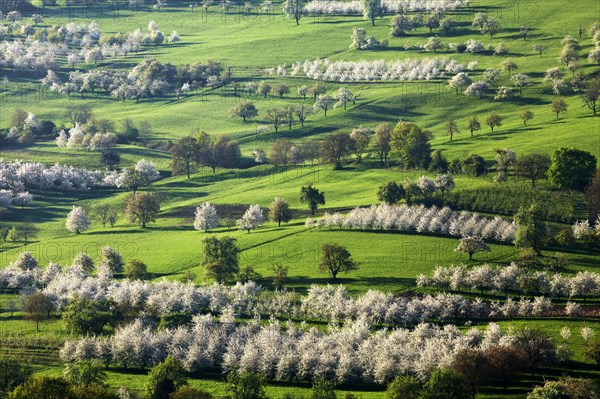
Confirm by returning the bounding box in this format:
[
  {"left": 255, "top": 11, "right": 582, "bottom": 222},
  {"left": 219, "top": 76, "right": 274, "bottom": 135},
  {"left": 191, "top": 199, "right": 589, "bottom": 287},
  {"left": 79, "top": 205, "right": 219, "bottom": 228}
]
[
  {"left": 385, "top": 376, "right": 421, "bottom": 399},
  {"left": 310, "top": 379, "right": 336, "bottom": 399},
  {"left": 0, "top": 356, "right": 32, "bottom": 397},
  {"left": 547, "top": 147, "right": 597, "bottom": 191},
  {"left": 62, "top": 294, "right": 119, "bottom": 335},
  {"left": 202, "top": 236, "right": 239, "bottom": 283},
  {"left": 514, "top": 204, "right": 548, "bottom": 254},
  {"left": 318, "top": 243, "right": 359, "bottom": 279},
  {"left": 390, "top": 122, "right": 432, "bottom": 169},
  {"left": 377, "top": 182, "right": 405, "bottom": 204},
  {"left": 125, "top": 259, "right": 150, "bottom": 280},
  {"left": 226, "top": 370, "right": 267, "bottom": 399},
  {"left": 420, "top": 368, "right": 469, "bottom": 399},
  {"left": 299, "top": 185, "right": 325, "bottom": 215},
  {"left": 145, "top": 356, "right": 188, "bottom": 399}
]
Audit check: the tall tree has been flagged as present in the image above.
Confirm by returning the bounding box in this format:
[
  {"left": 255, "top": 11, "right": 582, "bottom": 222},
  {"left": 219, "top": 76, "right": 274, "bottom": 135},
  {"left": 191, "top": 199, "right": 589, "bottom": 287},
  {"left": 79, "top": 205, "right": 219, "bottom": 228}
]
[
  {"left": 318, "top": 242, "right": 359, "bottom": 279},
  {"left": 362, "top": 0, "right": 382, "bottom": 26},
  {"left": 194, "top": 202, "right": 220, "bottom": 232},
  {"left": 299, "top": 184, "right": 325, "bottom": 215},
  {"left": 485, "top": 112, "right": 503, "bottom": 132},
  {"left": 66, "top": 206, "right": 90, "bottom": 234},
  {"left": 390, "top": 122, "right": 432, "bottom": 169},
  {"left": 202, "top": 236, "right": 239, "bottom": 283},
  {"left": 446, "top": 119, "right": 459, "bottom": 141},
  {"left": 349, "top": 127, "right": 372, "bottom": 163},
  {"left": 515, "top": 153, "right": 551, "bottom": 187},
  {"left": 145, "top": 356, "right": 188, "bottom": 399},
  {"left": 171, "top": 136, "right": 201, "bottom": 179},
  {"left": 268, "top": 197, "right": 292, "bottom": 226},
  {"left": 320, "top": 132, "right": 353, "bottom": 169},
  {"left": 270, "top": 139, "right": 294, "bottom": 167},
  {"left": 514, "top": 203, "right": 548, "bottom": 254},
  {"left": 23, "top": 292, "right": 54, "bottom": 332},
  {"left": 371, "top": 123, "right": 392, "bottom": 167},
  {"left": 229, "top": 101, "right": 258, "bottom": 122},
  {"left": 125, "top": 192, "right": 161, "bottom": 228},
  {"left": 283, "top": 0, "right": 303, "bottom": 25},
  {"left": 551, "top": 97, "right": 568, "bottom": 119},
  {"left": 547, "top": 147, "right": 597, "bottom": 190}
]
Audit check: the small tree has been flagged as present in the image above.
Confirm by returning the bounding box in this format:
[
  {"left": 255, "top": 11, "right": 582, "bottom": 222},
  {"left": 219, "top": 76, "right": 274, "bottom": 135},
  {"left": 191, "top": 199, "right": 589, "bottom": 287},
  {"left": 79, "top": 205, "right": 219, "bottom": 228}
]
[
  {"left": 424, "top": 36, "right": 444, "bottom": 53},
  {"left": 125, "top": 192, "right": 161, "bottom": 228},
  {"left": 145, "top": 356, "right": 188, "bottom": 399},
  {"left": 581, "top": 77, "right": 600, "bottom": 115},
  {"left": 268, "top": 197, "right": 292, "bottom": 227},
  {"left": 0, "top": 356, "right": 32, "bottom": 396},
  {"left": 100, "top": 150, "right": 120, "bottom": 170},
  {"left": 515, "top": 204, "right": 549, "bottom": 254},
  {"left": 521, "top": 110, "right": 534, "bottom": 126},
  {"left": 377, "top": 181, "right": 405, "bottom": 204},
  {"left": 258, "top": 81, "right": 272, "bottom": 98},
  {"left": 8, "top": 376, "right": 73, "bottom": 399},
  {"left": 72, "top": 252, "right": 94, "bottom": 274},
  {"left": 485, "top": 112, "right": 503, "bottom": 132},
  {"left": 93, "top": 203, "right": 116, "bottom": 228},
  {"left": 194, "top": 202, "right": 220, "bottom": 232},
  {"left": 202, "top": 236, "right": 239, "bottom": 283},
  {"left": 313, "top": 95, "right": 335, "bottom": 117},
  {"left": 171, "top": 388, "right": 214, "bottom": 399},
  {"left": 385, "top": 376, "right": 421, "bottom": 399},
  {"left": 66, "top": 206, "right": 90, "bottom": 234},
  {"left": 318, "top": 243, "right": 359, "bottom": 280},
  {"left": 501, "top": 58, "right": 518, "bottom": 76},
  {"left": 310, "top": 379, "right": 337, "bottom": 399},
  {"left": 229, "top": 101, "right": 258, "bottom": 122},
  {"left": 11, "top": 251, "right": 38, "bottom": 270},
  {"left": 421, "top": 368, "right": 469, "bottom": 399},
  {"left": 63, "top": 359, "right": 107, "bottom": 387},
  {"left": 533, "top": 43, "right": 548, "bottom": 57},
  {"left": 466, "top": 116, "right": 481, "bottom": 137},
  {"left": 236, "top": 204, "right": 265, "bottom": 233},
  {"left": 551, "top": 97, "right": 568, "bottom": 119},
  {"left": 23, "top": 292, "right": 54, "bottom": 332},
  {"left": 125, "top": 259, "right": 150, "bottom": 280},
  {"left": 455, "top": 236, "right": 491, "bottom": 261},
  {"left": 446, "top": 119, "right": 459, "bottom": 141},
  {"left": 227, "top": 370, "right": 267, "bottom": 399},
  {"left": 299, "top": 185, "right": 325, "bottom": 215},
  {"left": 99, "top": 246, "right": 124, "bottom": 273},
  {"left": 273, "top": 83, "right": 290, "bottom": 98},
  {"left": 272, "top": 263, "right": 288, "bottom": 291},
  {"left": 362, "top": 0, "right": 382, "bottom": 26}
]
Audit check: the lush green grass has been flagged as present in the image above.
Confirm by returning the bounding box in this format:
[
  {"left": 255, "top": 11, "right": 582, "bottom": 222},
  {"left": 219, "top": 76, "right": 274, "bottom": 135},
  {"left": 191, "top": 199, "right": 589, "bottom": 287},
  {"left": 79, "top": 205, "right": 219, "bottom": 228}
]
[{"left": 1, "top": 1, "right": 600, "bottom": 164}]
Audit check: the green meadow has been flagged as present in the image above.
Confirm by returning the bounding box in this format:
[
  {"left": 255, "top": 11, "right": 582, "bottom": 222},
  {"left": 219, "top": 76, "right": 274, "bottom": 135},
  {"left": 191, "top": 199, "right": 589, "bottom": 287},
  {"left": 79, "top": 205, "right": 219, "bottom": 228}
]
[{"left": 1, "top": 0, "right": 600, "bottom": 397}]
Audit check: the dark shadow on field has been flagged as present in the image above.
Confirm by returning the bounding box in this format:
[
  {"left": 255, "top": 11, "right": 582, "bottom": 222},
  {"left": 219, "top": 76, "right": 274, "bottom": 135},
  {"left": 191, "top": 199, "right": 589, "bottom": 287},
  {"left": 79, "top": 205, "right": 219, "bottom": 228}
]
[{"left": 288, "top": 276, "right": 414, "bottom": 291}]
